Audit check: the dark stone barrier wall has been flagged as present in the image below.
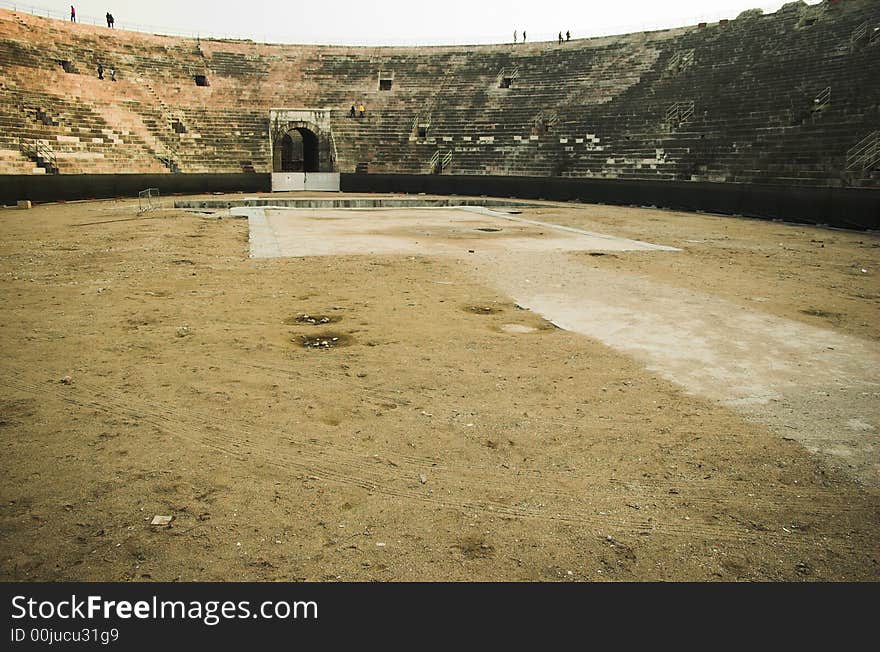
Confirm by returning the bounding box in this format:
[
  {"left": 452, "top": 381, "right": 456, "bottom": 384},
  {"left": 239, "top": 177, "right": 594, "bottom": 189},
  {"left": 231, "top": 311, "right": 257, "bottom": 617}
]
[
  {"left": 0, "top": 174, "right": 271, "bottom": 205},
  {"left": 2, "top": 172, "right": 877, "bottom": 231},
  {"left": 342, "top": 174, "right": 880, "bottom": 231}
]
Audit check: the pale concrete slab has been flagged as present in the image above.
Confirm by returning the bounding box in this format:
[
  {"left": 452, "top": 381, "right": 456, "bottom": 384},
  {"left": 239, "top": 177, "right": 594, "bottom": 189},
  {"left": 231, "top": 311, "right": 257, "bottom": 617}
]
[
  {"left": 244, "top": 204, "right": 879, "bottom": 485},
  {"left": 245, "top": 206, "right": 676, "bottom": 258},
  {"left": 473, "top": 250, "right": 880, "bottom": 486}
]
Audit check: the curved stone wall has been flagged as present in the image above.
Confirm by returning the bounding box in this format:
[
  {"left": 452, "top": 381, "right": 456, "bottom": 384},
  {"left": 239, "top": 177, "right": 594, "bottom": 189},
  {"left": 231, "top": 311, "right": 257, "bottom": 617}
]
[{"left": 0, "top": 1, "right": 877, "bottom": 188}]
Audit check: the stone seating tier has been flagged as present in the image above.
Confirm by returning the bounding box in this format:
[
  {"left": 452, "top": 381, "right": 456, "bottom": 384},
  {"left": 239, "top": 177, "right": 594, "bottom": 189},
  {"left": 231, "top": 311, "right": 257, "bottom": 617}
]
[{"left": 0, "top": 1, "right": 877, "bottom": 186}]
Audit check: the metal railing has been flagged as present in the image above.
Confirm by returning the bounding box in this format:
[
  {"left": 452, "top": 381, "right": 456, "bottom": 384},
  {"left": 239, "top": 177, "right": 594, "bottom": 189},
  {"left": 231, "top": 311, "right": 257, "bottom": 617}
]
[
  {"left": 851, "top": 21, "right": 868, "bottom": 45},
  {"left": 665, "top": 101, "right": 694, "bottom": 126},
  {"left": 157, "top": 149, "right": 180, "bottom": 173},
  {"left": 813, "top": 86, "right": 831, "bottom": 112},
  {"left": 18, "top": 136, "right": 57, "bottom": 172},
  {"left": 441, "top": 150, "right": 453, "bottom": 170},
  {"left": 428, "top": 149, "right": 452, "bottom": 173},
  {"left": 667, "top": 49, "right": 694, "bottom": 73},
  {"left": 846, "top": 131, "right": 880, "bottom": 172}
]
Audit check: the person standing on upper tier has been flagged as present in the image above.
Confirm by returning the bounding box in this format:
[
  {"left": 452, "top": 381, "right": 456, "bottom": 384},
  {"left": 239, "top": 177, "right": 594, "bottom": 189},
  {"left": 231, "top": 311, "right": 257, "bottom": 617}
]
[{"left": 70, "top": 5, "right": 76, "bottom": 22}]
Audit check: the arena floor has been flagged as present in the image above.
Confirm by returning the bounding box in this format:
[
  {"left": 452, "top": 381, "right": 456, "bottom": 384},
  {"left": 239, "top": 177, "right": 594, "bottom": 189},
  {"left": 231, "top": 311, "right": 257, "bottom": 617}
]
[{"left": 1, "top": 193, "right": 878, "bottom": 581}]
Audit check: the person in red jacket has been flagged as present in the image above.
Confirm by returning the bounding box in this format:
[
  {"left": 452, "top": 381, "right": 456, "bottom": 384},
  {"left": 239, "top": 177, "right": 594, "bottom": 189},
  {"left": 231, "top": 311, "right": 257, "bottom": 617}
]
[{"left": 70, "top": 5, "right": 76, "bottom": 22}]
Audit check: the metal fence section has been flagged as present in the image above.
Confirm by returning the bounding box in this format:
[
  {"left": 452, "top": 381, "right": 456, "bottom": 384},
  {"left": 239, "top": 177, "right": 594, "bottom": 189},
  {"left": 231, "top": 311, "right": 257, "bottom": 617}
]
[{"left": 137, "top": 187, "right": 161, "bottom": 214}]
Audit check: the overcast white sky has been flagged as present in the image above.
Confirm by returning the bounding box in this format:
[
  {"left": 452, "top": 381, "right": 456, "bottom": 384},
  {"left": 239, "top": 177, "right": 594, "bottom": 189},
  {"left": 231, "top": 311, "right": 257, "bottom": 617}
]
[{"left": 7, "top": 0, "right": 824, "bottom": 45}]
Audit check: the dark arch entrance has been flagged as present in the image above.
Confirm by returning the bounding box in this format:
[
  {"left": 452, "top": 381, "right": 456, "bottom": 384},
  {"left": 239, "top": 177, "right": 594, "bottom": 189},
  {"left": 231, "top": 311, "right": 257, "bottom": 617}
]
[{"left": 275, "top": 127, "right": 319, "bottom": 172}]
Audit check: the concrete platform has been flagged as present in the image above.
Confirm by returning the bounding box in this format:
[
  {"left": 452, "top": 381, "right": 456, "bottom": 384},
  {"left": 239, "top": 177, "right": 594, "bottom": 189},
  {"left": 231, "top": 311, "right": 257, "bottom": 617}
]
[
  {"left": 177, "top": 197, "right": 546, "bottom": 210},
  {"left": 242, "top": 206, "right": 677, "bottom": 258},
  {"left": 241, "top": 204, "right": 879, "bottom": 485}
]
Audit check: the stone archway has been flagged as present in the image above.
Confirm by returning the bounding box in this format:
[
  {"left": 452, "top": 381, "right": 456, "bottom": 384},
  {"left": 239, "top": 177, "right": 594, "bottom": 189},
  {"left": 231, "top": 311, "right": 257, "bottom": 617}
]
[
  {"left": 275, "top": 126, "right": 320, "bottom": 173},
  {"left": 269, "top": 109, "right": 339, "bottom": 191}
]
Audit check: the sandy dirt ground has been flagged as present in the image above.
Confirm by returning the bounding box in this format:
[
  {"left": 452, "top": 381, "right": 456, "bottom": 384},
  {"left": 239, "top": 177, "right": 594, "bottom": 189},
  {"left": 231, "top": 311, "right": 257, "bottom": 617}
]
[{"left": 0, "top": 193, "right": 878, "bottom": 581}]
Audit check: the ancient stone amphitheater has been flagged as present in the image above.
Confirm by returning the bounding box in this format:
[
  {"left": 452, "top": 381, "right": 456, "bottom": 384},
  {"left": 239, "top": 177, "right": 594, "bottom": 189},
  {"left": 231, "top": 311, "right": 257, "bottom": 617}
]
[
  {"left": 2, "top": 2, "right": 880, "bottom": 585},
  {"left": 1, "top": 1, "right": 878, "bottom": 226}
]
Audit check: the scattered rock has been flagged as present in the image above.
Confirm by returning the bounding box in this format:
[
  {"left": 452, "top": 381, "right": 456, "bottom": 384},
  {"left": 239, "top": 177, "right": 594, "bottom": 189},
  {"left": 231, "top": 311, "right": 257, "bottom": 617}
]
[
  {"left": 464, "top": 304, "right": 502, "bottom": 315},
  {"left": 176, "top": 325, "right": 191, "bottom": 337},
  {"left": 150, "top": 515, "right": 172, "bottom": 526},
  {"left": 418, "top": 473, "right": 427, "bottom": 484},
  {"left": 286, "top": 313, "right": 337, "bottom": 326},
  {"left": 59, "top": 375, "right": 73, "bottom": 385},
  {"left": 297, "top": 332, "right": 352, "bottom": 349},
  {"left": 799, "top": 308, "right": 841, "bottom": 319},
  {"left": 455, "top": 536, "right": 495, "bottom": 559}
]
